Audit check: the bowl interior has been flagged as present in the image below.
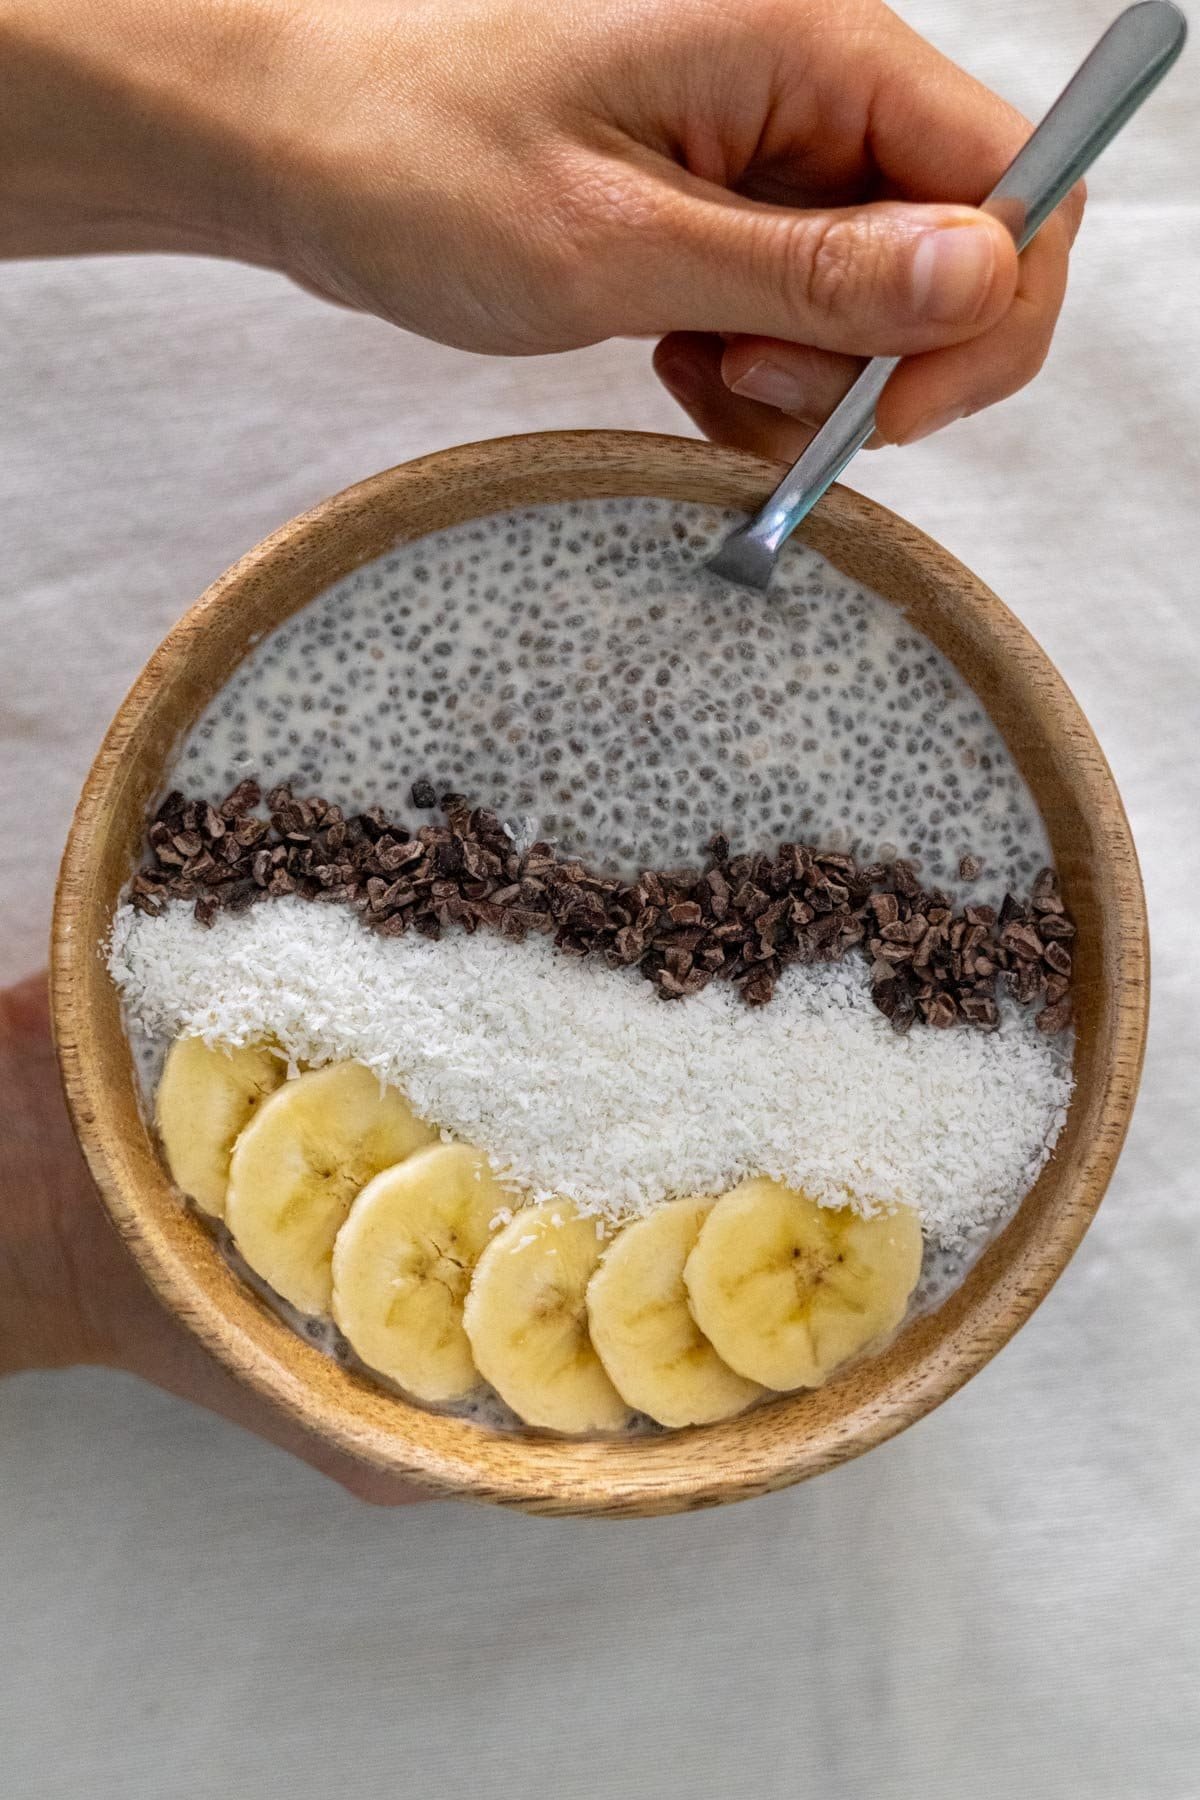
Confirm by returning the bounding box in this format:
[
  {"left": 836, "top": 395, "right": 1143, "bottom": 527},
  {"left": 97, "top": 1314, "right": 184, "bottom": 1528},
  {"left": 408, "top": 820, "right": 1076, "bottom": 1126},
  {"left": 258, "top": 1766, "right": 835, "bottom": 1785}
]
[{"left": 51, "top": 431, "right": 1148, "bottom": 1516}]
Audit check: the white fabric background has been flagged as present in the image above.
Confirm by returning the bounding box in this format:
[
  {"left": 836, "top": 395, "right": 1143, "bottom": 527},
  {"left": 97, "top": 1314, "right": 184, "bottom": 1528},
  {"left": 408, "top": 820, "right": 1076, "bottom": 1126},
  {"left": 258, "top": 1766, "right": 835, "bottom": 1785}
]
[{"left": 2, "top": 2, "right": 1198, "bottom": 1793}]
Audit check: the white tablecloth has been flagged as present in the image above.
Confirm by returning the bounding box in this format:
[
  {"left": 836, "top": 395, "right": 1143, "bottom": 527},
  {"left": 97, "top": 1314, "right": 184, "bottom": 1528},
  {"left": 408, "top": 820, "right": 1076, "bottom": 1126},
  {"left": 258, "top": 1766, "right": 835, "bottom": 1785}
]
[{"left": 3, "top": 2, "right": 1198, "bottom": 1792}]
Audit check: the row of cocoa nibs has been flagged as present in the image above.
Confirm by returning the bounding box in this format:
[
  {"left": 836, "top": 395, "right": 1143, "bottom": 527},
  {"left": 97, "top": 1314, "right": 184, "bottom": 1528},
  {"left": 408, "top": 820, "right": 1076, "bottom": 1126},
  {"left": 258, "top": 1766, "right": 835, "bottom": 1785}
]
[{"left": 130, "top": 779, "right": 1075, "bottom": 1035}]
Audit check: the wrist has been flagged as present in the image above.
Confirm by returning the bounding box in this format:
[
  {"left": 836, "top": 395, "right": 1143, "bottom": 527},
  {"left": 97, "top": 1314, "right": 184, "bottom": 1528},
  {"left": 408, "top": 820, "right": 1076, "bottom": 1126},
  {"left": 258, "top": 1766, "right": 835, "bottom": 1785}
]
[{"left": 0, "top": 0, "right": 284, "bottom": 264}]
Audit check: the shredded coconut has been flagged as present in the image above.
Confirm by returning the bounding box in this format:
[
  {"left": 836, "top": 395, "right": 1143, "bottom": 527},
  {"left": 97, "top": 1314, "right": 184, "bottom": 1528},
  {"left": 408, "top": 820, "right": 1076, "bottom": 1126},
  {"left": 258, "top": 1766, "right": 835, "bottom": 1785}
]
[{"left": 109, "top": 898, "right": 1073, "bottom": 1247}]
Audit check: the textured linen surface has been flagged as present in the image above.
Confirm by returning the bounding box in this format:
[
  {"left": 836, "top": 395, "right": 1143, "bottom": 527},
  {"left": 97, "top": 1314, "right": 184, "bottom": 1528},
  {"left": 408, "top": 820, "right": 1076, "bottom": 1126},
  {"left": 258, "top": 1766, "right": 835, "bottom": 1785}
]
[{"left": 1, "top": 2, "right": 1197, "bottom": 1794}]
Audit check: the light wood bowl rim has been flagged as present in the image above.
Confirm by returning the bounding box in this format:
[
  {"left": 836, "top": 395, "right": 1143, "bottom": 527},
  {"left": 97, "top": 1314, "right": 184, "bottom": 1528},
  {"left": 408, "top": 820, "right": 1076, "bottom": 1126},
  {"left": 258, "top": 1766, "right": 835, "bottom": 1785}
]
[{"left": 51, "top": 429, "right": 1148, "bottom": 1517}]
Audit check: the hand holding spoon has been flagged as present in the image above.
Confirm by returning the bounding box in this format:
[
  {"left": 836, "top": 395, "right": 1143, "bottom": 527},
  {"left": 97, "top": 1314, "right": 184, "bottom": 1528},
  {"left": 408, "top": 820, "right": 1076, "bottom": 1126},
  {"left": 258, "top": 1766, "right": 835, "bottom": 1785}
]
[{"left": 706, "top": 1, "right": 1187, "bottom": 592}]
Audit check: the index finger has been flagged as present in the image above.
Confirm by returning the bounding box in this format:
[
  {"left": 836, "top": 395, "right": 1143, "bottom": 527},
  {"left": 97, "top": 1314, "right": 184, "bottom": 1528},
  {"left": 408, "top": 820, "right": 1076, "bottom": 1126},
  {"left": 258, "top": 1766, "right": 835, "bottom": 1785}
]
[{"left": 860, "top": 11, "right": 1086, "bottom": 240}]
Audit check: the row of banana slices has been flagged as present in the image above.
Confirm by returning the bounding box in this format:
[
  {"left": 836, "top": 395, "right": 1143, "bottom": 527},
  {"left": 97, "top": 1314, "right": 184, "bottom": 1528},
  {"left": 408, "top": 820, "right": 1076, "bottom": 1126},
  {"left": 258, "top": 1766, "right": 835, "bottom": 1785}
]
[{"left": 155, "top": 1038, "right": 924, "bottom": 1432}]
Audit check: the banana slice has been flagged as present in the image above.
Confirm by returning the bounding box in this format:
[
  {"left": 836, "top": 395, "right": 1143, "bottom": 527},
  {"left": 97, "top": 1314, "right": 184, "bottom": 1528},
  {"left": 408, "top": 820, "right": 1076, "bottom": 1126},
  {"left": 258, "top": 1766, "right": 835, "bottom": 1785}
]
[
  {"left": 464, "top": 1201, "right": 627, "bottom": 1434},
  {"left": 587, "top": 1197, "right": 765, "bottom": 1428},
  {"left": 225, "top": 1061, "right": 437, "bottom": 1316},
  {"left": 155, "top": 1036, "right": 286, "bottom": 1218},
  {"left": 684, "top": 1178, "right": 922, "bottom": 1391},
  {"left": 332, "top": 1143, "right": 506, "bottom": 1402}
]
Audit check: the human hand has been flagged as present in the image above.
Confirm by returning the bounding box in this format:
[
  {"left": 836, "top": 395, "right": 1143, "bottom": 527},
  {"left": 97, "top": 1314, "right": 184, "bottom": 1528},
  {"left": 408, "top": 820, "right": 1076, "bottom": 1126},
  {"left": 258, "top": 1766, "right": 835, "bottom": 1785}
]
[
  {"left": 4, "top": 0, "right": 1082, "bottom": 450},
  {"left": 261, "top": 0, "right": 1083, "bottom": 449},
  {"left": 0, "top": 973, "right": 426, "bottom": 1504}
]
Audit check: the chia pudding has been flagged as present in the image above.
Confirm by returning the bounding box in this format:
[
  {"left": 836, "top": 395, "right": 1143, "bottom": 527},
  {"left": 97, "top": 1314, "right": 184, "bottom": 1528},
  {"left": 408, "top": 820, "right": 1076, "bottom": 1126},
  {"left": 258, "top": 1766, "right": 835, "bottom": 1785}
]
[
  {"left": 178, "top": 498, "right": 1047, "bottom": 899},
  {"left": 107, "top": 496, "right": 1075, "bottom": 1436}
]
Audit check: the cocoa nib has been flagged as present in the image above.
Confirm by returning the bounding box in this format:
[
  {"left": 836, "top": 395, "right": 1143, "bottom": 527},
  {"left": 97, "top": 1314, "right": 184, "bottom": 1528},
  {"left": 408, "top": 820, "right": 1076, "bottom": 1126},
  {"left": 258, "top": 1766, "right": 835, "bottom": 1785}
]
[
  {"left": 134, "top": 785, "right": 1076, "bottom": 1032},
  {"left": 1037, "top": 995, "right": 1073, "bottom": 1034}
]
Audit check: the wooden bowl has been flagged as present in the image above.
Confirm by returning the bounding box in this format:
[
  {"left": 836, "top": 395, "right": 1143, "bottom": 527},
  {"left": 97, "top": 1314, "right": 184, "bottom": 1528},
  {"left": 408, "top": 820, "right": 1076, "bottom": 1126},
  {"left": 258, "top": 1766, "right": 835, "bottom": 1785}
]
[{"left": 51, "top": 431, "right": 1148, "bottom": 1517}]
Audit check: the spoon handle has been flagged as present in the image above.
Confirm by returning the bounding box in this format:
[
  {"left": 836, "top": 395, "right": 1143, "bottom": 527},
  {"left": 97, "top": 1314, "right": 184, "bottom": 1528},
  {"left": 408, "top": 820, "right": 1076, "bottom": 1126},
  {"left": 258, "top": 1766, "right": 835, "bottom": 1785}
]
[
  {"left": 710, "top": 1, "right": 1187, "bottom": 588},
  {"left": 986, "top": 0, "right": 1187, "bottom": 251}
]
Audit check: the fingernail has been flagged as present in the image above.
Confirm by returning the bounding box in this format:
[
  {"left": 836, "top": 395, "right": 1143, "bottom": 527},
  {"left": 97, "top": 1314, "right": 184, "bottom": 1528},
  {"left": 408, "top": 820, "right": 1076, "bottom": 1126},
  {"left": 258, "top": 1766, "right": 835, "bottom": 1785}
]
[
  {"left": 729, "top": 359, "right": 807, "bottom": 413},
  {"left": 910, "top": 224, "right": 997, "bottom": 324},
  {"left": 901, "top": 405, "right": 966, "bottom": 445}
]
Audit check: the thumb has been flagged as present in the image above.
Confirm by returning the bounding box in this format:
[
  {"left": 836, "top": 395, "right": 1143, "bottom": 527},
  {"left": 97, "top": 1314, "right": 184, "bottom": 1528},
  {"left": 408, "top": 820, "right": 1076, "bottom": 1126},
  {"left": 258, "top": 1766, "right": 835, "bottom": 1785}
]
[{"left": 625, "top": 186, "right": 1018, "bottom": 356}]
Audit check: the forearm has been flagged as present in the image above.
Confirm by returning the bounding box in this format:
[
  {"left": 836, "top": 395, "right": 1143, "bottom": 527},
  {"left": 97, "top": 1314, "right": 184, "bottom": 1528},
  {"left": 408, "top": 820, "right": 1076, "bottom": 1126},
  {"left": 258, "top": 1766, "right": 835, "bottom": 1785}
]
[{"left": 0, "top": 0, "right": 279, "bottom": 263}]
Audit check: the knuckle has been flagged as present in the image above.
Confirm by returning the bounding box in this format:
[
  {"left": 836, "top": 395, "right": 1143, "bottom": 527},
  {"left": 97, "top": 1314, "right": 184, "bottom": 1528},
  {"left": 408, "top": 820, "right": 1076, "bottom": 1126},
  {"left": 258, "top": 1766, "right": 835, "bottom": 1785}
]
[
  {"left": 796, "top": 214, "right": 862, "bottom": 322},
  {"left": 983, "top": 314, "right": 1054, "bottom": 407},
  {"left": 782, "top": 211, "right": 903, "bottom": 332},
  {"left": 1017, "top": 331, "right": 1053, "bottom": 387},
  {"left": 1016, "top": 299, "right": 1058, "bottom": 385},
  {"left": 1042, "top": 209, "right": 1076, "bottom": 271}
]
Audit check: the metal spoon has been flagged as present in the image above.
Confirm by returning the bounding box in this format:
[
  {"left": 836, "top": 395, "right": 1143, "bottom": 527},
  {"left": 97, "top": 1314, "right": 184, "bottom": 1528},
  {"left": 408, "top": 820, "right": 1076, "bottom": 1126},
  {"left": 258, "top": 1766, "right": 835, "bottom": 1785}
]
[{"left": 706, "top": 0, "right": 1187, "bottom": 592}]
